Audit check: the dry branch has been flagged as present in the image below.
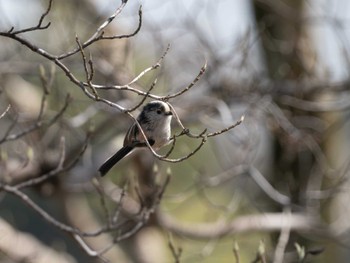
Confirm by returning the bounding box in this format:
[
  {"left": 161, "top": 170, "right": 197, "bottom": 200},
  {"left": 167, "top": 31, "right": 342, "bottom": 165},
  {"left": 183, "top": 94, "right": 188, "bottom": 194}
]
[{"left": 0, "top": 217, "right": 75, "bottom": 263}]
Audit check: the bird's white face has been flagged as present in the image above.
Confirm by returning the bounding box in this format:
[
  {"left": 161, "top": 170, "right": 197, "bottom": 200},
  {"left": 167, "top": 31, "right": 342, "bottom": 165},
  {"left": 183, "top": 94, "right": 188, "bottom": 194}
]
[
  {"left": 138, "top": 101, "right": 173, "bottom": 148},
  {"left": 146, "top": 101, "right": 171, "bottom": 115},
  {"left": 139, "top": 101, "right": 172, "bottom": 123}
]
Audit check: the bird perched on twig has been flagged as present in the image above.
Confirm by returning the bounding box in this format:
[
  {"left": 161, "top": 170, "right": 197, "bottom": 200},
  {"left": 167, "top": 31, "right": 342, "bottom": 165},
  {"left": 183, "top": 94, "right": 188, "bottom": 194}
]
[{"left": 99, "top": 101, "right": 173, "bottom": 176}]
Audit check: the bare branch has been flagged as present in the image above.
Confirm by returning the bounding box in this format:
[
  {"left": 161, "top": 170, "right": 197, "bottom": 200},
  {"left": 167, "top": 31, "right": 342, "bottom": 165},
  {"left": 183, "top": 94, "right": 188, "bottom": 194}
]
[
  {"left": 101, "top": 5, "right": 143, "bottom": 41},
  {"left": 127, "top": 44, "right": 170, "bottom": 86},
  {"left": 111, "top": 181, "right": 129, "bottom": 224},
  {"left": 165, "top": 61, "right": 207, "bottom": 100},
  {"left": 0, "top": 104, "right": 11, "bottom": 119},
  {"left": 92, "top": 178, "right": 112, "bottom": 227},
  {"left": 279, "top": 93, "right": 350, "bottom": 112},
  {"left": 157, "top": 211, "right": 323, "bottom": 240},
  {"left": 76, "top": 36, "right": 99, "bottom": 99},
  {"left": 6, "top": 0, "right": 52, "bottom": 34},
  {"left": 125, "top": 78, "right": 159, "bottom": 113},
  {"left": 0, "top": 184, "right": 84, "bottom": 235},
  {"left": 207, "top": 115, "right": 245, "bottom": 137},
  {"left": 57, "top": 4, "right": 142, "bottom": 60},
  {"left": 168, "top": 233, "right": 183, "bottom": 263},
  {"left": 15, "top": 135, "right": 89, "bottom": 189},
  {"left": 273, "top": 208, "right": 292, "bottom": 263},
  {"left": 0, "top": 94, "right": 70, "bottom": 144},
  {"left": 233, "top": 241, "right": 240, "bottom": 263},
  {"left": 90, "top": 1, "right": 129, "bottom": 40},
  {"left": 0, "top": 217, "right": 75, "bottom": 263},
  {"left": 249, "top": 166, "right": 291, "bottom": 206},
  {"left": 93, "top": 44, "right": 170, "bottom": 101}
]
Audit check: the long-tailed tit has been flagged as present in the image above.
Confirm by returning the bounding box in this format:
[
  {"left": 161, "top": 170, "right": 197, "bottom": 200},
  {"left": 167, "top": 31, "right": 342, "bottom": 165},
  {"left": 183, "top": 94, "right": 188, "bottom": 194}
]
[{"left": 99, "top": 101, "right": 173, "bottom": 176}]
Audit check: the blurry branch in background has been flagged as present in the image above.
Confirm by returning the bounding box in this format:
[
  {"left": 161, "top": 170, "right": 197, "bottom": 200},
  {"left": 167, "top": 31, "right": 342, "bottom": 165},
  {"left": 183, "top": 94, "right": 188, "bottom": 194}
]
[
  {"left": 0, "top": 174, "right": 169, "bottom": 257},
  {"left": 0, "top": 217, "right": 75, "bottom": 263},
  {"left": 252, "top": 240, "right": 267, "bottom": 263},
  {"left": 0, "top": 105, "right": 11, "bottom": 119},
  {"left": 15, "top": 136, "right": 89, "bottom": 189},
  {"left": 0, "top": 94, "right": 70, "bottom": 145},
  {"left": 0, "top": 0, "right": 140, "bottom": 110},
  {"left": 249, "top": 166, "right": 291, "bottom": 206},
  {"left": 156, "top": 210, "right": 325, "bottom": 240},
  {"left": 273, "top": 208, "right": 292, "bottom": 263},
  {"left": 168, "top": 233, "right": 183, "bottom": 263}
]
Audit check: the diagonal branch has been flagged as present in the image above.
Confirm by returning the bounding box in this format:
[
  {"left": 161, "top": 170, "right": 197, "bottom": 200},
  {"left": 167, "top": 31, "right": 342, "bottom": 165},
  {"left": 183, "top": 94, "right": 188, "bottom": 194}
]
[
  {"left": 157, "top": 210, "right": 324, "bottom": 240},
  {"left": 57, "top": 4, "right": 142, "bottom": 60},
  {"left": 7, "top": 0, "right": 53, "bottom": 34},
  {"left": 0, "top": 94, "right": 70, "bottom": 144}
]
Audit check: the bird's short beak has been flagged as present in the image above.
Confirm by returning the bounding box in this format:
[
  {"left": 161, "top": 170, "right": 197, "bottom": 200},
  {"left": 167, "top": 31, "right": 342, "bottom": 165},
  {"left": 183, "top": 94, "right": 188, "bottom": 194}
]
[{"left": 165, "top": 111, "right": 173, "bottom": 116}]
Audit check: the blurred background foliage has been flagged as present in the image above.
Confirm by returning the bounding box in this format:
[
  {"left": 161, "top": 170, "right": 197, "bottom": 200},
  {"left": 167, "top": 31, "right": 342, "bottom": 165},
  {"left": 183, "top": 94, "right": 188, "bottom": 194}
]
[{"left": 1, "top": 0, "right": 350, "bottom": 262}]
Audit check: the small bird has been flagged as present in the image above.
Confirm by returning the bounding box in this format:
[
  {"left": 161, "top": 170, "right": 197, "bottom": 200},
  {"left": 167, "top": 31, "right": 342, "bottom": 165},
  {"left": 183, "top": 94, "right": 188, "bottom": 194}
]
[{"left": 99, "top": 101, "right": 173, "bottom": 176}]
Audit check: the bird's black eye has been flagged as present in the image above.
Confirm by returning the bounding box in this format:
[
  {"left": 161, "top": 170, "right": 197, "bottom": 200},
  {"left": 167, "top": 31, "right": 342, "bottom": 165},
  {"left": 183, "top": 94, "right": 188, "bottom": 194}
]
[{"left": 156, "top": 109, "right": 162, "bottom": 114}]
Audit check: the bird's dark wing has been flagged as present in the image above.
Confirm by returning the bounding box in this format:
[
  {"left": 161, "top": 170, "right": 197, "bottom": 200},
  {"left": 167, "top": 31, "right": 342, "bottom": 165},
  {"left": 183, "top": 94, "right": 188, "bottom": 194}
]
[
  {"left": 123, "top": 122, "right": 155, "bottom": 147},
  {"left": 98, "top": 146, "right": 134, "bottom": 176}
]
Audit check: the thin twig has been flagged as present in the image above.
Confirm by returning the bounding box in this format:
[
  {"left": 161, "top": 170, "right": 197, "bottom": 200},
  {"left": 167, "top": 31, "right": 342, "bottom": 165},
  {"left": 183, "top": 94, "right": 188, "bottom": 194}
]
[
  {"left": 249, "top": 166, "right": 291, "bottom": 206},
  {"left": 0, "top": 105, "right": 11, "bottom": 119},
  {"left": 92, "top": 58, "right": 204, "bottom": 102},
  {"left": 168, "top": 233, "right": 183, "bottom": 263},
  {"left": 127, "top": 44, "right": 169, "bottom": 86},
  {"left": 57, "top": 4, "right": 142, "bottom": 60},
  {"left": 15, "top": 135, "right": 89, "bottom": 189},
  {"left": 207, "top": 115, "right": 245, "bottom": 137},
  {"left": 92, "top": 178, "right": 112, "bottom": 227},
  {"left": 93, "top": 44, "right": 170, "bottom": 97},
  {"left": 76, "top": 36, "right": 99, "bottom": 99},
  {"left": 165, "top": 61, "right": 207, "bottom": 100},
  {"left": 111, "top": 181, "right": 129, "bottom": 224},
  {"left": 233, "top": 241, "right": 240, "bottom": 263},
  {"left": 0, "top": 185, "right": 83, "bottom": 234},
  {"left": 125, "top": 78, "right": 158, "bottom": 113},
  {"left": 0, "top": 94, "right": 70, "bottom": 144},
  {"left": 72, "top": 234, "right": 109, "bottom": 263},
  {"left": 273, "top": 208, "right": 292, "bottom": 263},
  {"left": 36, "top": 80, "right": 49, "bottom": 122},
  {"left": 101, "top": 5, "right": 143, "bottom": 41},
  {"left": 6, "top": 0, "right": 52, "bottom": 34}
]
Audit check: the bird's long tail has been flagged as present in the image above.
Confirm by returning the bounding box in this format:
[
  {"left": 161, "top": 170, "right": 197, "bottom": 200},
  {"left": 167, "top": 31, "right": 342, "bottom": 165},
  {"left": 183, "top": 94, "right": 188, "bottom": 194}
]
[{"left": 98, "top": 146, "right": 133, "bottom": 176}]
